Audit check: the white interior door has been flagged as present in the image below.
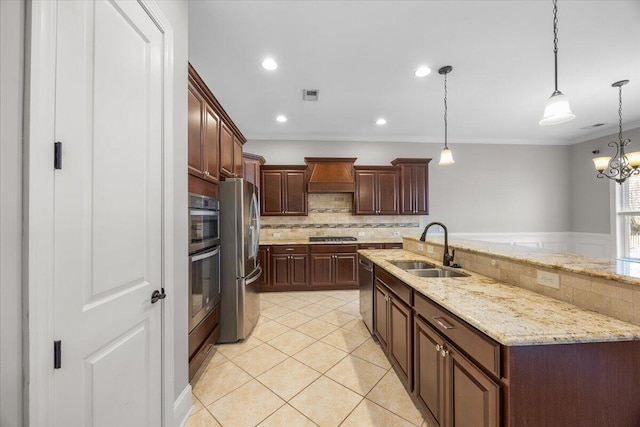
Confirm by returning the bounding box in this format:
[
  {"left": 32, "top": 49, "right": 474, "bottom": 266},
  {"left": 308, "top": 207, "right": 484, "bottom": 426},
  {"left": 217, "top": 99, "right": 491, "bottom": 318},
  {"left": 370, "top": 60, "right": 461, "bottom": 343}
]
[{"left": 52, "top": 1, "right": 164, "bottom": 425}]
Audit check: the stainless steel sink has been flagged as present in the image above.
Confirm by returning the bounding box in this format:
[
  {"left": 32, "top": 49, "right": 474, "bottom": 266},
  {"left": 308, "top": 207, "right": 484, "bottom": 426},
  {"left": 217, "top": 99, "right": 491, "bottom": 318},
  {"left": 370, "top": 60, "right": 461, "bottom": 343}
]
[
  {"left": 390, "top": 260, "right": 436, "bottom": 270},
  {"left": 407, "top": 269, "right": 469, "bottom": 278}
]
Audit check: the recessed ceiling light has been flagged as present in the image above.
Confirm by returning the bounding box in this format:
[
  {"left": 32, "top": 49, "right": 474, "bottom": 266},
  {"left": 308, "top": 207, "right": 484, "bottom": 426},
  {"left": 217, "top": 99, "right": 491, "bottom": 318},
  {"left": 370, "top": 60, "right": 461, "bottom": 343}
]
[
  {"left": 276, "top": 115, "right": 287, "bottom": 123},
  {"left": 261, "top": 58, "right": 278, "bottom": 71},
  {"left": 414, "top": 66, "right": 431, "bottom": 77},
  {"left": 376, "top": 118, "right": 387, "bottom": 125}
]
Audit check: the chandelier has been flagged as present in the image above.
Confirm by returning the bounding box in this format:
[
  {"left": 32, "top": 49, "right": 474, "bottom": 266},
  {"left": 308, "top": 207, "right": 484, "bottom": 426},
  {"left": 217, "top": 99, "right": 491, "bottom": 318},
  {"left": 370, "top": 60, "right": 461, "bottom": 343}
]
[
  {"left": 438, "top": 66, "right": 455, "bottom": 165},
  {"left": 592, "top": 80, "right": 639, "bottom": 185}
]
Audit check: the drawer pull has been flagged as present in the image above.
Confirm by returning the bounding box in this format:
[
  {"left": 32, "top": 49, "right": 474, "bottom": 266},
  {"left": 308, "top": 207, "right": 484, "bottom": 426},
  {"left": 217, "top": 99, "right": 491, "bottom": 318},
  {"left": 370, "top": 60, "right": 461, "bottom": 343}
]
[
  {"left": 202, "top": 343, "right": 213, "bottom": 356},
  {"left": 433, "top": 316, "right": 455, "bottom": 330},
  {"left": 285, "top": 248, "right": 294, "bottom": 251}
]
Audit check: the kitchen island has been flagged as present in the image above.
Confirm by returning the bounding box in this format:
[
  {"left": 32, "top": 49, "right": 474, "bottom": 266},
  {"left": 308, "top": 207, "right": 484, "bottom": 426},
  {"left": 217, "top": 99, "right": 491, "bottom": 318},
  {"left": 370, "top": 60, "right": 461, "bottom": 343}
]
[{"left": 359, "top": 245, "right": 640, "bottom": 427}]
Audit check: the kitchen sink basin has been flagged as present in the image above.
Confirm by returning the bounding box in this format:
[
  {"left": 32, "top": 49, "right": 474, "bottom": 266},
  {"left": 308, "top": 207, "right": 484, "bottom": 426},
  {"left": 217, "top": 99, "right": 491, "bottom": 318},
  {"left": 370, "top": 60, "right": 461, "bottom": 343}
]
[
  {"left": 407, "top": 269, "right": 469, "bottom": 278},
  {"left": 390, "top": 260, "right": 436, "bottom": 270}
]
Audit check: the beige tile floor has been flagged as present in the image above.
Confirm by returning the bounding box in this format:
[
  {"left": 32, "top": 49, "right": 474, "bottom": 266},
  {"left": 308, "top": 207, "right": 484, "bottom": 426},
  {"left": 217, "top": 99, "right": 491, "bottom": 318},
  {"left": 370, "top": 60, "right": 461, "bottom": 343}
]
[{"left": 187, "top": 290, "right": 432, "bottom": 427}]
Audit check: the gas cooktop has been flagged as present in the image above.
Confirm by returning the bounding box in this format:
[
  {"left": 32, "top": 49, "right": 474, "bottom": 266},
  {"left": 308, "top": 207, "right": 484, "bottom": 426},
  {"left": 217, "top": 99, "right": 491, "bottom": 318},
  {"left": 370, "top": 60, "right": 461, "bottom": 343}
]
[{"left": 309, "top": 236, "right": 358, "bottom": 242}]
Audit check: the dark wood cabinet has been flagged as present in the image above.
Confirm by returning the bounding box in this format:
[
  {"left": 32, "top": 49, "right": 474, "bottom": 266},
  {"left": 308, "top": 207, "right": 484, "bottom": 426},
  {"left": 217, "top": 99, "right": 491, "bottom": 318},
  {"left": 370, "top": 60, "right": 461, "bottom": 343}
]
[
  {"left": 354, "top": 167, "right": 399, "bottom": 215},
  {"left": 257, "top": 246, "right": 270, "bottom": 288},
  {"left": 374, "top": 268, "right": 413, "bottom": 389},
  {"left": 414, "top": 315, "right": 499, "bottom": 427},
  {"left": 243, "top": 153, "right": 265, "bottom": 189},
  {"left": 392, "top": 158, "right": 431, "bottom": 215},
  {"left": 260, "top": 166, "right": 308, "bottom": 216},
  {"left": 309, "top": 244, "right": 358, "bottom": 289},
  {"left": 220, "top": 122, "right": 234, "bottom": 178},
  {"left": 233, "top": 136, "right": 243, "bottom": 178},
  {"left": 269, "top": 245, "right": 309, "bottom": 289},
  {"left": 188, "top": 64, "right": 246, "bottom": 187},
  {"left": 188, "top": 79, "right": 220, "bottom": 184}
]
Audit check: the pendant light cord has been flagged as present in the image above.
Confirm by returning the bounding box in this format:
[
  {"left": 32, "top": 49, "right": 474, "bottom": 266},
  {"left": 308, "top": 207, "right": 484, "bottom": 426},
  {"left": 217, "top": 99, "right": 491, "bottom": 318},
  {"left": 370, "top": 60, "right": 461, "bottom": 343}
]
[
  {"left": 444, "top": 72, "right": 448, "bottom": 149},
  {"left": 553, "top": 0, "right": 559, "bottom": 93}
]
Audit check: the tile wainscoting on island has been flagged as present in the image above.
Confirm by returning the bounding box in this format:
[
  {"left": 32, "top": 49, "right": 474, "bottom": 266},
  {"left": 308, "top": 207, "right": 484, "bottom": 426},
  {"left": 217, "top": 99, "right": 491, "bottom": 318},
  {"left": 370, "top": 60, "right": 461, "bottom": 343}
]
[{"left": 404, "top": 237, "right": 640, "bottom": 326}]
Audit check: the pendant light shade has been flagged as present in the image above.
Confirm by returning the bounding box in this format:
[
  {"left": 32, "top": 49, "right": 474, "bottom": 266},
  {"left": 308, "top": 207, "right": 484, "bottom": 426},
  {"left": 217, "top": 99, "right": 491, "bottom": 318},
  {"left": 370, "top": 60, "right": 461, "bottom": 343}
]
[
  {"left": 539, "top": 91, "right": 575, "bottom": 125},
  {"left": 439, "top": 148, "right": 455, "bottom": 166},
  {"left": 539, "top": 0, "right": 575, "bottom": 125}
]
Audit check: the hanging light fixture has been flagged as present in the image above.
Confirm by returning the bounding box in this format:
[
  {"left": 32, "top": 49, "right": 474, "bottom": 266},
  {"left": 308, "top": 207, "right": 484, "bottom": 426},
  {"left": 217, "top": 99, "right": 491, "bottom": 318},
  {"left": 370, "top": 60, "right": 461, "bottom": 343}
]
[
  {"left": 592, "top": 80, "right": 640, "bottom": 184},
  {"left": 438, "top": 66, "right": 455, "bottom": 165},
  {"left": 539, "top": 0, "right": 575, "bottom": 125}
]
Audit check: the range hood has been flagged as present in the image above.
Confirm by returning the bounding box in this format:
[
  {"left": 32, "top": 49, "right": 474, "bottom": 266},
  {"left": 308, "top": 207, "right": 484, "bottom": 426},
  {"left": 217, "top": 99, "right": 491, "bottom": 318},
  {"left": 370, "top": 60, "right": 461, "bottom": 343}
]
[{"left": 305, "top": 157, "right": 357, "bottom": 193}]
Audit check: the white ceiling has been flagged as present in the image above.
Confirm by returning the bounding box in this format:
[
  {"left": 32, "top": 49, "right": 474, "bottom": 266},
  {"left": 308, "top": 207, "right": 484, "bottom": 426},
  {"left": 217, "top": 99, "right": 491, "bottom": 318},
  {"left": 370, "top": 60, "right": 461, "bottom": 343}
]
[{"left": 188, "top": 1, "right": 640, "bottom": 145}]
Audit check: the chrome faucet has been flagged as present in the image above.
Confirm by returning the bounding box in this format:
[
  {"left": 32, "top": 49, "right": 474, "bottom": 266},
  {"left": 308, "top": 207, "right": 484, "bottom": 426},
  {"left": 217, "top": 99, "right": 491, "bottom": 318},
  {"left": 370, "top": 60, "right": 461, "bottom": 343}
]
[{"left": 420, "top": 222, "right": 455, "bottom": 267}]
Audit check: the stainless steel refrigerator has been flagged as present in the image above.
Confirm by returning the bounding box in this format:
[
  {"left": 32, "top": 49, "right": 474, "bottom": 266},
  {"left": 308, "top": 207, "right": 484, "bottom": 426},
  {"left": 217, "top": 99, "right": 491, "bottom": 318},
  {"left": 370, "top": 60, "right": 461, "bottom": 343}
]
[{"left": 218, "top": 178, "right": 262, "bottom": 343}]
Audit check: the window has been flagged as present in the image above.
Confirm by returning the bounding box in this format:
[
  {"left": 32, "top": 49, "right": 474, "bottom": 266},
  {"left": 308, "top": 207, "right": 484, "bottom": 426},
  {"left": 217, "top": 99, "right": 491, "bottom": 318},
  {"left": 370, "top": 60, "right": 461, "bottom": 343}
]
[{"left": 617, "top": 174, "right": 640, "bottom": 259}]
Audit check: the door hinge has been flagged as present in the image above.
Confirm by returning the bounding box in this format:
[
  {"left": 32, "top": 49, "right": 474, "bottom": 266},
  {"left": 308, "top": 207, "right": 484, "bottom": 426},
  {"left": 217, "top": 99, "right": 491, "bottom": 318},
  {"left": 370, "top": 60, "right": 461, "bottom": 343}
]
[
  {"left": 54, "top": 340, "right": 62, "bottom": 369},
  {"left": 54, "top": 142, "right": 62, "bottom": 170}
]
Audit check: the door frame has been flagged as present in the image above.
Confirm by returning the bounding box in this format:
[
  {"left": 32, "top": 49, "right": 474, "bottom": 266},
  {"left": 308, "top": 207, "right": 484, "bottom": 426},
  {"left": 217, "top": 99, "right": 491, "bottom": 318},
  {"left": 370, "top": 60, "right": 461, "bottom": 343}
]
[{"left": 24, "top": 1, "right": 176, "bottom": 425}]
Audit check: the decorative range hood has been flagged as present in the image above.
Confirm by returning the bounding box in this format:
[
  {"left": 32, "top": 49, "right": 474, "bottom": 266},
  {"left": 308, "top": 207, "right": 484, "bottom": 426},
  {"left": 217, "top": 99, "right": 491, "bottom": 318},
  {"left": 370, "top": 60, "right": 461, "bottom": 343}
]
[{"left": 305, "top": 157, "right": 357, "bottom": 193}]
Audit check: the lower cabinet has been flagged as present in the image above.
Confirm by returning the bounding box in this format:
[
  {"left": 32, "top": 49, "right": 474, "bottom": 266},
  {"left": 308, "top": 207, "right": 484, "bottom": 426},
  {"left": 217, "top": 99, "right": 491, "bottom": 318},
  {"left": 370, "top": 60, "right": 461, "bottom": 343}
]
[
  {"left": 414, "top": 316, "right": 499, "bottom": 427},
  {"left": 309, "top": 244, "right": 358, "bottom": 289},
  {"left": 373, "top": 267, "right": 413, "bottom": 389},
  {"left": 271, "top": 245, "right": 309, "bottom": 289},
  {"left": 257, "top": 245, "right": 270, "bottom": 288}
]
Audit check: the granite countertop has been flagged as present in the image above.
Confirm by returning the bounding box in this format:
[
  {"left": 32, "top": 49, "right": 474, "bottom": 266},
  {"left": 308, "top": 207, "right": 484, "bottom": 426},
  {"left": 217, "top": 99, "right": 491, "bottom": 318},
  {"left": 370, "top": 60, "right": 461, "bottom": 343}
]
[
  {"left": 359, "top": 248, "right": 640, "bottom": 346},
  {"left": 260, "top": 237, "right": 403, "bottom": 246},
  {"left": 412, "top": 236, "right": 640, "bottom": 286}
]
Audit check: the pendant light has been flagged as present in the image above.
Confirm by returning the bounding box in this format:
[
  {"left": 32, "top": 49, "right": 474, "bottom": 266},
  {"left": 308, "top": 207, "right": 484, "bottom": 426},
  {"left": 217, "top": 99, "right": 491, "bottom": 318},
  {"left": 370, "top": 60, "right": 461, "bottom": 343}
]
[
  {"left": 438, "top": 66, "right": 455, "bottom": 166},
  {"left": 539, "top": 0, "right": 575, "bottom": 125},
  {"left": 592, "top": 80, "right": 640, "bottom": 184}
]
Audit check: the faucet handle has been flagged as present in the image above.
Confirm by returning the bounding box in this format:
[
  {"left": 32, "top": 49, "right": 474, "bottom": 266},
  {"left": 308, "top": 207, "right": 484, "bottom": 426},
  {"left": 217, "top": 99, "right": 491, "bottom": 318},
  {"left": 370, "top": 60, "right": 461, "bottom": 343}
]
[{"left": 450, "top": 249, "right": 455, "bottom": 261}]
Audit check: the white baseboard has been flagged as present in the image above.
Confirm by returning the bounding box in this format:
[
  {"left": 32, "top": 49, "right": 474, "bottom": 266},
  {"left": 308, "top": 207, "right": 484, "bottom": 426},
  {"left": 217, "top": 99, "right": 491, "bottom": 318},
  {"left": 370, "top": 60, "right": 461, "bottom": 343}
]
[
  {"left": 174, "top": 384, "right": 193, "bottom": 427},
  {"left": 451, "top": 232, "right": 613, "bottom": 259}
]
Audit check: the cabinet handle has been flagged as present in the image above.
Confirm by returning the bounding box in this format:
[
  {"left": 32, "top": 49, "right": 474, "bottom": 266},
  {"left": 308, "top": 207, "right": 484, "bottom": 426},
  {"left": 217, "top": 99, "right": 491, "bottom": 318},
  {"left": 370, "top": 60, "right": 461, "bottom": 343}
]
[
  {"left": 441, "top": 348, "right": 450, "bottom": 358},
  {"left": 435, "top": 344, "right": 442, "bottom": 352},
  {"left": 285, "top": 248, "right": 294, "bottom": 251},
  {"left": 433, "top": 316, "right": 455, "bottom": 330}
]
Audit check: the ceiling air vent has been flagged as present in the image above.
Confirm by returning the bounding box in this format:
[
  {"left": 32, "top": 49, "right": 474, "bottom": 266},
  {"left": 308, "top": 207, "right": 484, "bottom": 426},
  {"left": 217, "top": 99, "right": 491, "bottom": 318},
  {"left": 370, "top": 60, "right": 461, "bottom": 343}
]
[
  {"left": 303, "top": 89, "right": 319, "bottom": 101},
  {"left": 581, "top": 123, "right": 606, "bottom": 130}
]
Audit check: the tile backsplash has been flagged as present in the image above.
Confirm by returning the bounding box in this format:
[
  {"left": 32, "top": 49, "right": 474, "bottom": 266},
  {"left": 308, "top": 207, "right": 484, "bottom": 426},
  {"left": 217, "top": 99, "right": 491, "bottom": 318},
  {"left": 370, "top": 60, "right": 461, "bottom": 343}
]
[{"left": 260, "top": 193, "right": 423, "bottom": 240}]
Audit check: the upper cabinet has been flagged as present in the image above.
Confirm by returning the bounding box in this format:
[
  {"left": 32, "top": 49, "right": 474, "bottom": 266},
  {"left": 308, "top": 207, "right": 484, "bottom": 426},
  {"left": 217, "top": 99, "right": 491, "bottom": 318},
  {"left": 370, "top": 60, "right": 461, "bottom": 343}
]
[
  {"left": 188, "top": 64, "right": 246, "bottom": 185},
  {"left": 392, "top": 158, "right": 431, "bottom": 215},
  {"left": 261, "top": 166, "right": 308, "bottom": 216},
  {"left": 243, "top": 153, "right": 266, "bottom": 189},
  {"left": 354, "top": 166, "right": 400, "bottom": 215}
]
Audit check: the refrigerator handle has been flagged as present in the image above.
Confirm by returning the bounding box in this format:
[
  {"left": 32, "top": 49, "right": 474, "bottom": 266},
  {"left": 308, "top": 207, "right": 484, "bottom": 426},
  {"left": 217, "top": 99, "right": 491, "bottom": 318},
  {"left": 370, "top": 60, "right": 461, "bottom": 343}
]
[{"left": 245, "top": 265, "right": 263, "bottom": 286}]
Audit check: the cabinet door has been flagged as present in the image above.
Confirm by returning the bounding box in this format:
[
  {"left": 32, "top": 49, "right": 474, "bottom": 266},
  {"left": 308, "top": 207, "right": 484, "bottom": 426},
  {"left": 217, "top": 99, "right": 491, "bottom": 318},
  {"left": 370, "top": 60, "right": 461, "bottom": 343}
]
[
  {"left": 187, "top": 83, "right": 204, "bottom": 176},
  {"left": 220, "top": 122, "right": 234, "bottom": 178},
  {"left": 355, "top": 171, "right": 377, "bottom": 215},
  {"left": 284, "top": 171, "right": 307, "bottom": 215},
  {"left": 310, "top": 254, "right": 334, "bottom": 286},
  {"left": 389, "top": 295, "right": 412, "bottom": 389},
  {"left": 261, "top": 171, "right": 285, "bottom": 215},
  {"left": 257, "top": 246, "right": 270, "bottom": 289},
  {"left": 415, "top": 316, "right": 446, "bottom": 427},
  {"left": 399, "top": 164, "right": 414, "bottom": 215},
  {"left": 271, "top": 254, "right": 290, "bottom": 287},
  {"left": 290, "top": 254, "right": 308, "bottom": 287},
  {"left": 414, "top": 163, "right": 429, "bottom": 214},
  {"left": 447, "top": 346, "right": 500, "bottom": 427},
  {"left": 377, "top": 170, "right": 399, "bottom": 215},
  {"left": 374, "top": 281, "right": 389, "bottom": 352},
  {"left": 243, "top": 157, "right": 260, "bottom": 188},
  {"left": 202, "top": 105, "right": 219, "bottom": 183},
  {"left": 335, "top": 253, "right": 358, "bottom": 286},
  {"left": 233, "top": 136, "right": 243, "bottom": 178}
]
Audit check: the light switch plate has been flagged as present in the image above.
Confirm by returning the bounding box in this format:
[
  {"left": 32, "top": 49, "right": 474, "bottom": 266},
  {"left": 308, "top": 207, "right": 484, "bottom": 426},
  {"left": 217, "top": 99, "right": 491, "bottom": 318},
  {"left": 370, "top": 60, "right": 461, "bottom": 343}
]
[
  {"left": 417, "top": 244, "right": 424, "bottom": 251},
  {"left": 427, "top": 245, "right": 434, "bottom": 253},
  {"left": 273, "top": 232, "right": 281, "bottom": 238},
  {"left": 358, "top": 231, "right": 365, "bottom": 237},
  {"left": 537, "top": 270, "right": 560, "bottom": 289}
]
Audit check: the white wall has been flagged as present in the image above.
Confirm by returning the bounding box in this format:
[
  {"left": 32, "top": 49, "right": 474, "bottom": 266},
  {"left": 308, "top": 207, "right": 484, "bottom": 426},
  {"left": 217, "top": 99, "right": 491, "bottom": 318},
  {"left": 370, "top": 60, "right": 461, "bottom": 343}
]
[
  {"left": 153, "top": 0, "right": 190, "bottom": 423},
  {"left": 245, "top": 140, "right": 572, "bottom": 233},
  {"left": 1, "top": 0, "right": 25, "bottom": 425}
]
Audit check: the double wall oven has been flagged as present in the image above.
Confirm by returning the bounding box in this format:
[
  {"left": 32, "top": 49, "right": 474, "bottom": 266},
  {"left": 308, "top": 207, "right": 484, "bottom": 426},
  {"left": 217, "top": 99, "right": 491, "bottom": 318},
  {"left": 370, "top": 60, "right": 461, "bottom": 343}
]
[{"left": 189, "top": 193, "right": 221, "bottom": 332}]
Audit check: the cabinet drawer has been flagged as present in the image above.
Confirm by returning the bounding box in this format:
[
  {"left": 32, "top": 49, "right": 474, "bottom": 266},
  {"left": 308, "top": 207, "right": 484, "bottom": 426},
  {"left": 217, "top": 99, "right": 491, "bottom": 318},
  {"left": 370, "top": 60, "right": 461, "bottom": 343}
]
[
  {"left": 310, "top": 244, "right": 358, "bottom": 253},
  {"left": 414, "top": 292, "right": 500, "bottom": 377},
  {"left": 271, "top": 245, "right": 309, "bottom": 254},
  {"left": 375, "top": 267, "right": 412, "bottom": 306},
  {"left": 358, "top": 243, "right": 385, "bottom": 250}
]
